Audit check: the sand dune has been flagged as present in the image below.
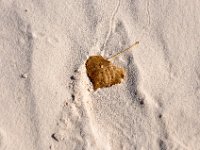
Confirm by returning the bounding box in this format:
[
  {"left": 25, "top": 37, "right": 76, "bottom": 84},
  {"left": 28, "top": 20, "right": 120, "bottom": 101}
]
[{"left": 0, "top": 0, "right": 200, "bottom": 149}]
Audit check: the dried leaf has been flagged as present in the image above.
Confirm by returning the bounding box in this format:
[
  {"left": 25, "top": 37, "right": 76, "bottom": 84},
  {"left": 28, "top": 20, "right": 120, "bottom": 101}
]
[{"left": 85, "top": 55, "right": 125, "bottom": 90}]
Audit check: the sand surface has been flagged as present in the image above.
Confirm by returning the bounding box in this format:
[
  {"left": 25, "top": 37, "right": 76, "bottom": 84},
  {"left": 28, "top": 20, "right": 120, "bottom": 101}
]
[{"left": 0, "top": 0, "right": 200, "bottom": 149}]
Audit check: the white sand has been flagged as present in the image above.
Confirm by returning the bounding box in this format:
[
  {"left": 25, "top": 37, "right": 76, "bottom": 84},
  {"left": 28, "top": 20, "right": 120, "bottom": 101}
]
[{"left": 0, "top": 0, "right": 200, "bottom": 149}]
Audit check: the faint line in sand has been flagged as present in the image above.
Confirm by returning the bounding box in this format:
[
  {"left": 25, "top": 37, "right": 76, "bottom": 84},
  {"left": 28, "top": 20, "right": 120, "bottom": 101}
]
[
  {"left": 100, "top": 0, "right": 121, "bottom": 52},
  {"left": 136, "top": 0, "right": 151, "bottom": 42}
]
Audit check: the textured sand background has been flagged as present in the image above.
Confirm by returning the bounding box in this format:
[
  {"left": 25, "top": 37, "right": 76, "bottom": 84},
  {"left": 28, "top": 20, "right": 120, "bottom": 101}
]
[{"left": 0, "top": 0, "right": 200, "bottom": 149}]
